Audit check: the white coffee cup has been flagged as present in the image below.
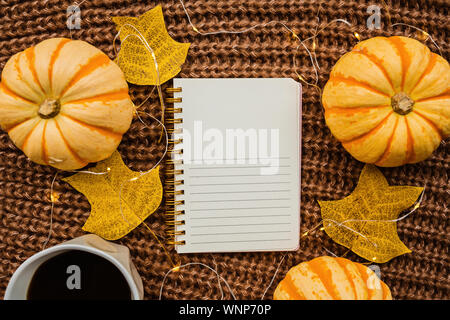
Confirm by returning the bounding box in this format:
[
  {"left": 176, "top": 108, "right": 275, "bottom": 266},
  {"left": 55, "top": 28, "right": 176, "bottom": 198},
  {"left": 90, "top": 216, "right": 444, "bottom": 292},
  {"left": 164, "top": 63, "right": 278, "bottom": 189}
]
[{"left": 4, "top": 234, "right": 144, "bottom": 300}]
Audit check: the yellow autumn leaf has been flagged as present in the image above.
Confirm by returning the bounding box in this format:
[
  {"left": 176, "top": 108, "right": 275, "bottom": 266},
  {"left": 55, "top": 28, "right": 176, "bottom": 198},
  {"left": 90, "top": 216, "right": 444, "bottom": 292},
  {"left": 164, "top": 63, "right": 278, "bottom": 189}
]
[
  {"left": 112, "top": 5, "right": 190, "bottom": 85},
  {"left": 63, "top": 151, "right": 163, "bottom": 240},
  {"left": 318, "top": 164, "right": 423, "bottom": 263}
]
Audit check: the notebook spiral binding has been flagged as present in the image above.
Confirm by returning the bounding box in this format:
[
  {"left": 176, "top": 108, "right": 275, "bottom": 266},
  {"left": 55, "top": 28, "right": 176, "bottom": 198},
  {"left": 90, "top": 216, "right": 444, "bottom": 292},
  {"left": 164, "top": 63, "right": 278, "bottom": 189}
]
[{"left": 164, "top": 86, "right": 186, "bottom": 246}]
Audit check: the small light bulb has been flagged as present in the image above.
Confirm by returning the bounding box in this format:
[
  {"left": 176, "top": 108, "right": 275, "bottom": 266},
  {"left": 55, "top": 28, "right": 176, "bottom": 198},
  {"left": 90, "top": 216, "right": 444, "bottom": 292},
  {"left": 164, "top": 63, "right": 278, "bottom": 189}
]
[
  {"left": 172, "top": 265, "right": 181, "bottom": 272},
  {"left": 50, "top": 192, "right": 60, "bottom": 203},
  {"left": 416, "top": 30, "right": 429, "bottom": 41},
  {"left": 320, "top": 227, "right": 325, "bottom": 231},
  {"left": 354, "top": 32, "right": 361, "bottom": 41},
  {"left": 372, "top": 257, "right": 377, "bottom": 261},
  {"left": 296, "top": 72, "right": 306, "bottom": 83},
  {"left": 192, "top": 25, "right": 199, "bottom": 33}
]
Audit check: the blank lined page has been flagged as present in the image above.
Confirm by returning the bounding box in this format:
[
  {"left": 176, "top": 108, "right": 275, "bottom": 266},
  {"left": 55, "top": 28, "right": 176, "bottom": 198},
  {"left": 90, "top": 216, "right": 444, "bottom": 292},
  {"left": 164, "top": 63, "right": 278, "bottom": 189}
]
[{"left": 172, "top": 78, "right": 301, "bottom": 253}]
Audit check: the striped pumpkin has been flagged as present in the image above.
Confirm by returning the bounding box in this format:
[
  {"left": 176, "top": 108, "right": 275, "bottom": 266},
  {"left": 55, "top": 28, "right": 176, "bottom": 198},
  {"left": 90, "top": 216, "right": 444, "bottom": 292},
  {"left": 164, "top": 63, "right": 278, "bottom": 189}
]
[
  {"left": 0, "top": 38, "right": 134, "bottom": 170},
  {"left": 274, "top": 256, "right": 392, "bottom": 300},
  {"left": 323, "top": 36, "right": 449, "bottom": 167}
]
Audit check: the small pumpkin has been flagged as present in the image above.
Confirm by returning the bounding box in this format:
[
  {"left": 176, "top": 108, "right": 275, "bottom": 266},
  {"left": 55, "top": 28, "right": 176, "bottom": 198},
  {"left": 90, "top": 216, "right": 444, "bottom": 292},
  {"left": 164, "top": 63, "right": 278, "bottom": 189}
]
[
  {"left": 274, "top": 256, "right": 392, "bottom": 300},
  {"left": 322, "top": 36, "right": 449, "bottom": 167},
  {"left": 0, "top": 38, "right": 134, "bottom": 170}
]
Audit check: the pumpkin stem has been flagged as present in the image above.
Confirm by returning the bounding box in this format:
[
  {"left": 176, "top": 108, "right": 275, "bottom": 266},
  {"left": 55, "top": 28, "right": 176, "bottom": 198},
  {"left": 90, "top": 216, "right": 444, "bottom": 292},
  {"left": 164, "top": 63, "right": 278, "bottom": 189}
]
[
  {"left": 391, "top": 93, "right": 414, "bottom": 115},
  {"left": 38, "top": 99, "right": 61, "bottom": 119}
]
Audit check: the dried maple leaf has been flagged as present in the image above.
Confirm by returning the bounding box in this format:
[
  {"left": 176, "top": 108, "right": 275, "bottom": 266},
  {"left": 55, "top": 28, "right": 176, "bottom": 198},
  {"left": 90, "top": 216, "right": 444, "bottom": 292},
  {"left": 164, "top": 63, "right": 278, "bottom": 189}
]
[
  {"left": 63, "top": 151, "right": 163, "bottom": 240},
  {"left": 112, "top": 5, "right": 190, "bottom": 85},
  {"left": 318, "top": 164, "right": 423, "bottom": 263}
]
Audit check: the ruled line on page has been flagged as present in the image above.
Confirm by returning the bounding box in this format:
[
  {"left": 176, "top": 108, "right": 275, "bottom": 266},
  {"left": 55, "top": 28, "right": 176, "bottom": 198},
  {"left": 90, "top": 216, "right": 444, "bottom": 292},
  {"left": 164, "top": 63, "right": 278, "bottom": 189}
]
[
  {"left": 189, "top": 157, "right": 291, "bottom": 161},
  {"left": 190, "top": 206, "right": 291, "bottom": 212},
  {"left": 190, "top": 182, "right": 291, "bottom": 186},
  {"left": 191, "top": 223, "right": 291, "bottom": 228},
  {"left": 190, "top": 198, "right": 291, "bottom": 203},
  {"left": 190, "top": 190, "right": 290, "bottom": 195},
  {"left": 189, "top": 165, "right": 292, "bottom": 169},
  {"left": 190, "top": 239, "right": 291, "bottom": 245},
  {"left": 190, "top": 230, "right": 290, "bottom": 236},
  {"left": 190, "top": 214, "right": 291, "bottom": 220},
  {"left": 190, "top": 174, "right": 291, "bottom": 178}
]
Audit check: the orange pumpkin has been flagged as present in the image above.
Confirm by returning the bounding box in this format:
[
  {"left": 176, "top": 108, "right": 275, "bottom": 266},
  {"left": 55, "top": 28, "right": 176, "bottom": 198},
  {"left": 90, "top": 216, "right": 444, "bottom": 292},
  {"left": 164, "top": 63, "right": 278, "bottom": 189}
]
[
  {"left": 274, "top": 256, "right": 392, "bottom": 300},
  {"left": 0, "top": 38, "right": 134, "bottom": 170},
  {"left": 322, "top": 36, "right": 449, "bottom": 167}
]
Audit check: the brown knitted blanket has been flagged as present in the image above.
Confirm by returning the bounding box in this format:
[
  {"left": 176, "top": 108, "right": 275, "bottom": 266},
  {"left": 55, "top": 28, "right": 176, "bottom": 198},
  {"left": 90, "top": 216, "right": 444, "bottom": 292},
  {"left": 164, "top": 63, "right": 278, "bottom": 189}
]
[{"left": 0, "top": 0, "right": 448, "bottom": 300}]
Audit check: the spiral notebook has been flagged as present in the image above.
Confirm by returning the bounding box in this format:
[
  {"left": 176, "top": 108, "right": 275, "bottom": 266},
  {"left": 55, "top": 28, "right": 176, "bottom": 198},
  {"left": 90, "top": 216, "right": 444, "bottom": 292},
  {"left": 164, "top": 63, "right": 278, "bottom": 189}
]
[{"left": 166, "top": 78, "right": 301, "bottom": 253}]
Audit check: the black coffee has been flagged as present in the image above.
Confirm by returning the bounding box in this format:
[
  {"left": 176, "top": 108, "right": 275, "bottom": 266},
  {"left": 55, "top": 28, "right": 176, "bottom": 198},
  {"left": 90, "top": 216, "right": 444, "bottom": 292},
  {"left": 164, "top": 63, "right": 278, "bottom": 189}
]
[{"left": 27, "top": 250, "right": 131, "bottom": 300}]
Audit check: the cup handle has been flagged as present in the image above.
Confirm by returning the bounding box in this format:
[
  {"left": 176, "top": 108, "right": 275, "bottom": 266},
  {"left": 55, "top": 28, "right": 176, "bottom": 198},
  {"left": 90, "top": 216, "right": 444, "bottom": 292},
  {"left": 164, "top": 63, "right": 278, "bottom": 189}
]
[{"left": 63, "top": 234, "right": 144, "bottom": 299}]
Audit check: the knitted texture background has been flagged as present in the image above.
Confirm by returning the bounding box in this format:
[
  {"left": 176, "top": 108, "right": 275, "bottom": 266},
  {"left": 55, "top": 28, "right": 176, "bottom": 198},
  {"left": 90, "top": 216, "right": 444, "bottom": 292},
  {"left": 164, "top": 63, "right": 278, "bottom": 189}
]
[{"left": 0, "top": 0, "right": 448, "bottom": 300}]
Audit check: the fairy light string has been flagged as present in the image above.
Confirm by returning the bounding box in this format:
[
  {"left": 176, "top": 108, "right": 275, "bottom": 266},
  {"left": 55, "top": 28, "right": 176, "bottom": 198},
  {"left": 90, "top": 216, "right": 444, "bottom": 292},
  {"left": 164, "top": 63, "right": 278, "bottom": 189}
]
[
  {"left": 301, "top": 188, "right": 426, "bottom": 261},
  {"left": 45, "top": 107, "right": 178, "bottom": 268},
  {"left": 44, "top": 31, "right": 176, "bottom": 267},
  {"left": 260, "top": 253, "right": 287, "bottom": 300},
  {"left": 176, "top": 0, "right": 432, "bottom": 266},
  {"left": 117, "top": 109, "right": 179, "bottom": 269},
  {"left": 43, "top": 0, "right": 439, "bottom": 299},
  {"left": 44, "top": 167, "right": 112, "bottom": 248},
  {"left": 179, "top": 0, "right": 358, "bottom": 89},
  {"left": 258, "top": 189, "right": 426, "bottom": 296},
  {"left": 392, "top": 23, "right": 443, "bottom": 56},
  {"left": 112, "top": 24, "right": 185, "bottom": 269},
  {"left": 113, "top": 23, "right": 166, "bottom": 141},
  {"left": 44, "top": 25, "right": 180, "bottom": 268},
  {"left": 210, "top": 255, "right": 225, "bottom": 299},
  {"left": 379, "top": 0, "right": 441, "bottom": 55},
  {"left": 160, "top": 262, "right": 237, "bottom": 300},
  {"left": 42, "top": 172, "right": 59, "bottom": 249}
]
